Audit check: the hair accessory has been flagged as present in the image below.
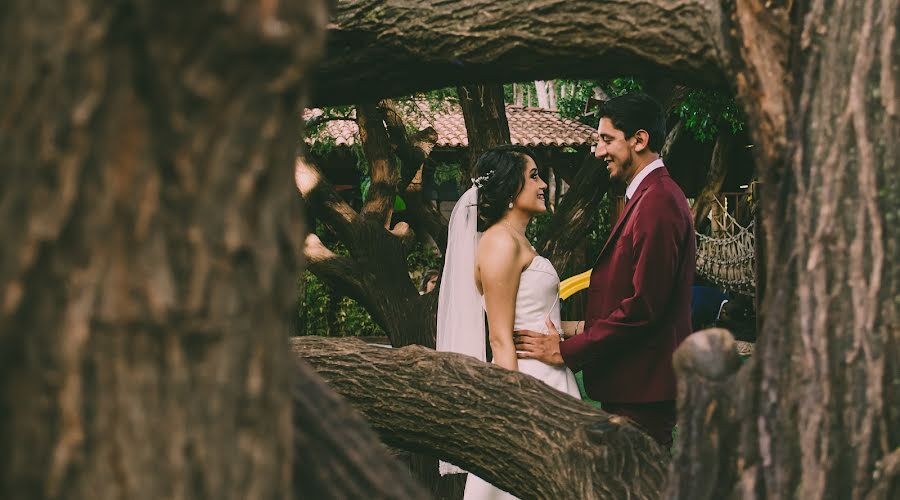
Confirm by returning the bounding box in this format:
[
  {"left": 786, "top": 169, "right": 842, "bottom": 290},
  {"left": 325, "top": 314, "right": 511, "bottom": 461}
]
[{"left": 471, "top": 170, "right": 495, "bottom": 188}]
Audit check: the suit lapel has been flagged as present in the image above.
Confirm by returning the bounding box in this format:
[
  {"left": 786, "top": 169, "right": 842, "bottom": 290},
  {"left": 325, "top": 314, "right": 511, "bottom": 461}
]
[{"left": 593, "top": 167, "right": 668, "bottom": 266}]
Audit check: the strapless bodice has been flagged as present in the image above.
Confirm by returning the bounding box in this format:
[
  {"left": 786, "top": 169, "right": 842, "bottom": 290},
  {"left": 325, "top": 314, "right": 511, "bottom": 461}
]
[{"left": 480, "top": 255, "right": 561, "bottom": 334}]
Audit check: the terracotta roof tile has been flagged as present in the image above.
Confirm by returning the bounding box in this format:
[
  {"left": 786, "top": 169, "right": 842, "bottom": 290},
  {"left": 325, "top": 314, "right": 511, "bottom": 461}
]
[{"left": 304, "top": 104, "right": 597, "bottom": 149}]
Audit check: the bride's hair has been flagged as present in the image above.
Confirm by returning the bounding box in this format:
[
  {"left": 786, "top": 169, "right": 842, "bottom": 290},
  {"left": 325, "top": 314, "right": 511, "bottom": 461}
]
[{"left": 473, "top": 145, "right": 538, "bottom": 232}]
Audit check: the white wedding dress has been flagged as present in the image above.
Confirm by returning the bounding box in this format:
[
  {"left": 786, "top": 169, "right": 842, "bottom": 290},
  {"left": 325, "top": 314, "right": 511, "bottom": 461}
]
[{"left": 463, "top": 255, "right": 582, "bottom": 500}]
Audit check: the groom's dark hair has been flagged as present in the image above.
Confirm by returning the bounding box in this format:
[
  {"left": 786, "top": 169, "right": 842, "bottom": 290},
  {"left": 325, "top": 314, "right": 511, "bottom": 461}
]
[
  {"left": 473, "top": 145, "right": 538, "bottom": 232},
  {"left": 597, "top": 92, "right": 666, "bottom": 153}
]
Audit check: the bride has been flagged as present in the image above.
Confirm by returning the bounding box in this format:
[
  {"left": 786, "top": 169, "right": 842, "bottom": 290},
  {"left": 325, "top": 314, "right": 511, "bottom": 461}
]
[{"left": 436, "top": 145, "right": 582, "bottom": 500}]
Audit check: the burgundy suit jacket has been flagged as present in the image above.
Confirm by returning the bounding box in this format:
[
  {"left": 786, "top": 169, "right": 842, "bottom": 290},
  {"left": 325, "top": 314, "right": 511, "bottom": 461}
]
[{"left": 560, "top": 167, "right": 695, "bottom": 403}]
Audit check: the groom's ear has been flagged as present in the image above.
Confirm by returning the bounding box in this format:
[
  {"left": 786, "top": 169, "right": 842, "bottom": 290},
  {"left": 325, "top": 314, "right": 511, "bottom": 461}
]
[{"left": 632, "top": 129, "right": 650, "bottom": 153}]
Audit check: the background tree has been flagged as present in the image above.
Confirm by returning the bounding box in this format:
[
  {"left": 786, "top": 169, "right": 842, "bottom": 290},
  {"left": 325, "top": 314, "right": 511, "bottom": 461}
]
[{"left": 297, "top": 100, "right": 440, "bottom": 348}]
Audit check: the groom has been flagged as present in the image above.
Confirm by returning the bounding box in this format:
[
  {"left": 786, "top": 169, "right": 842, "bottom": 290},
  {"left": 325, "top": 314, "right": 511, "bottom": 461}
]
[{"left": 515, "top": 93, "right": 696, "bottom": 446}]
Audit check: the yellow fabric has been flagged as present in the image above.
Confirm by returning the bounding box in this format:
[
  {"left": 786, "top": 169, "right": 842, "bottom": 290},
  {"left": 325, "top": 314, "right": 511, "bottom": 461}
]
[{"left": 559, "top": 269, "right": 592, "bottom": 300}]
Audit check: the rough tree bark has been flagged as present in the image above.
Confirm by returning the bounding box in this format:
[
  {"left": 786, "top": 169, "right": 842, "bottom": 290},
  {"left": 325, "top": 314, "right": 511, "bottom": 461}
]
[
  {"left": 715, "top": 0, "right": 900, "bottom": 498},
  {"left": 293, "top": 357, "right": 428, "bottom": 498},
  {"left": 312, "top": 0, "right": 727, "bottom": 105},
  {"left": 0, "top": 0, "right": 330, "bottom": 498},
  {"left": 359, "top": 102, "right": 400, "bottom": 227},
  {"left": 665, "top": 329, "right": 745, "bottom": 499},
  {"left": 0, "top": 2, "right": 435, "bottom": 499},
  {"left": 292, "top": 337, "right": 670, "bottom": 500},
  {"left": 457, "top": 83, "right": 512, "bottom": 179}
]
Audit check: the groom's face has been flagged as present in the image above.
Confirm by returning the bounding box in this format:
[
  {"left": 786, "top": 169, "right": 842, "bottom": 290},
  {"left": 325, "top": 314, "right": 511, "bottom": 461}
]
[{"left": 595, "top": 117, "right": 636, "bottom": 182}]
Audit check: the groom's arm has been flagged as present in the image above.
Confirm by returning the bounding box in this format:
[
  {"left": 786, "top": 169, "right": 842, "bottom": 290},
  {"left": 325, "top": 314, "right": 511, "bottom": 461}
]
[{"left": 559, "top": 194, "right": 687, "bottom": 372}]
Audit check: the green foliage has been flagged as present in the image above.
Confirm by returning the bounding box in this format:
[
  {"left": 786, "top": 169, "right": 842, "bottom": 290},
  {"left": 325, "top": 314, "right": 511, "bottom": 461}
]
[
  {"left": 526, "top": 210, "right": 555, "bottom": 248},
  {"left": 605, "top": 77, "right": 644, "bottom": 97},
  {"left": 433, "top": 161, "right": 463, "bottom": 186},
  {"left": 503, "top": 81, "right": 535, "bottom": 107},
  {"left": 676, "top": 89, "right": 746, "bottom": 143},
  {"left": 405, "top": 240, "right": 444, "bottom": 282},
  {"left": 298, "top": 231, "right": 384, "bottom": 337},
  {"left": 585, "top": 195, "right": 614, "bottom": 261},
  {"left": 420, "top": 87, "right": 460, "bottom": 108},
  {"left": 556, "top": 79, "right": 603, "bottom": 125},
  {"left": 299, "top": 271, "right": 385, "bottom": 337}
]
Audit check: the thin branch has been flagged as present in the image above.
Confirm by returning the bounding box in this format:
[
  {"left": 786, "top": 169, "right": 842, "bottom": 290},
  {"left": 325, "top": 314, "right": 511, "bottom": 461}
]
[{"left": 295, "top": 156, "right": 361, "bottom": 239}]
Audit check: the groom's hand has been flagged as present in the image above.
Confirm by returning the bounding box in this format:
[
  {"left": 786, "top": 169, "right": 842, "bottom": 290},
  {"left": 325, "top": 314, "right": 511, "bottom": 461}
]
[{"left": 514, "top": 320, "right": 565, "bottom": 367}]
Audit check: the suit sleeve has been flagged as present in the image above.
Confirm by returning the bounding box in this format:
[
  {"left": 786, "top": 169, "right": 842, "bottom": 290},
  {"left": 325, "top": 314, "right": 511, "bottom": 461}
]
[{"left": 559, "top": 191, "right": 688, "bottom": 372}]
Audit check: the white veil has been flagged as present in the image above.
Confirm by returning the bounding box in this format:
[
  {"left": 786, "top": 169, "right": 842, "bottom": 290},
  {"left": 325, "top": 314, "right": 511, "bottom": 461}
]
[{"left": 436, "top": 186, "right": 485, "bottom": 475}]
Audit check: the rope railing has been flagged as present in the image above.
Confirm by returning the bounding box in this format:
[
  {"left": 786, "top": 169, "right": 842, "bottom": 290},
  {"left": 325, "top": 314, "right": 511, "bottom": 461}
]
[{"left": 695, "top": 203, "right": 756, "bottom": 296}]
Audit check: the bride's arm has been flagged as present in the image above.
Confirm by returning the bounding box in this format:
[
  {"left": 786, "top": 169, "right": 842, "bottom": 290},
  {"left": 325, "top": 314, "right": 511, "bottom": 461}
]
[
  {"left": 477, "top": 231, "right": 523, "bottom": 372},
  {"left": 560, "top": 321, "right": 585, "bottom": 339}
]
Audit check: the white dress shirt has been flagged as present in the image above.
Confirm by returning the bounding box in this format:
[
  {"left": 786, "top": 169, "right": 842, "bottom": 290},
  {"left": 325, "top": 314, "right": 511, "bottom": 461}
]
[{"left": 625, "top": 158, "right": 665, "bottom": 201}]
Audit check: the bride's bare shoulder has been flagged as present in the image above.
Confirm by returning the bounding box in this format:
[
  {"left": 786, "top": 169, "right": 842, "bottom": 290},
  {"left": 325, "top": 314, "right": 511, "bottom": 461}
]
[{"left": 479, "top": 225, "right": 520, "bottom": 255}]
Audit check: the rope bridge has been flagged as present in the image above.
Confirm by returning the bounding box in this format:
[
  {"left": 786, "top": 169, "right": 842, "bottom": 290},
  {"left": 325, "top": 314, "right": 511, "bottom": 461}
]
[{"left": 694, "top": 197, "right": 756, "bottom": 296}]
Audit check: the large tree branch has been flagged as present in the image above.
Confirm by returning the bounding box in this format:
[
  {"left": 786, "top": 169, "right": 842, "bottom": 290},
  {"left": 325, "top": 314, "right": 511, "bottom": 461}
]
[
  {"left": 312, "top": 0, "right": 727, "bottom": 106},
  {"left": 292, "top": 337, "right": 670, "bottom": 499},
  {"left": 381, "top": 99, "right": 439, "bottom": 188},
  {"left": 304, "top": 234, "right": 369, "bottom": 302},
  {"left": 403, "top": 167, "right": 449, "bottom": 253},
  {"left": 295, "top": 156, "right": 361, "bottom": 239},
  {"left": 380, "top": 100, "right": 446, "bottom": 248},
  {"left": 293, "top": 357, "right": 428, "bottom": 498}
]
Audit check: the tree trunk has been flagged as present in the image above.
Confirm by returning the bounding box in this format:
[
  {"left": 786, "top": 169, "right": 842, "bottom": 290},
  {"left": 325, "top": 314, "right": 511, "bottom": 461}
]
[
  {"left": 667, "top": 1, "right": 900, "bottom": 498},
  {"left": 540, "top": 153, "right": 610, "bottom": 277},
  {"left": 359, "top": 102, "right": 399, "bottom": 226},
  {"left": 297, "top": 102, "right": 441, "bottom": 349},
  {"left": 690, "top": 133, "right": 732, "bottom": 228},
  {"left": 534, "top": 80, "right": 551, "bottom": 109},
  {"left": 0, "top": 1, "right": 329, "bottom": 498},
  {"left": 300, "top": 195, "right": 438, "bottom": 348},
  {"left": 457, "top": 84, "right": 511, "bottom": 179},
  {"left": 292, "top": 337, "right": 670, "bottom": 500},
  {"left": 548, "top": 81, "right": 558, "bottom": 110},
  {"left": 313, "top": 0, "right": 727, "bottom": 105}
]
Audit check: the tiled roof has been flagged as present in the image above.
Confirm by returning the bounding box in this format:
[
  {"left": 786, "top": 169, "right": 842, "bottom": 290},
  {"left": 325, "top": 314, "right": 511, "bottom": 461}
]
[{"left": 304, "top": 104, "right": 598, "bottom": 149}]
